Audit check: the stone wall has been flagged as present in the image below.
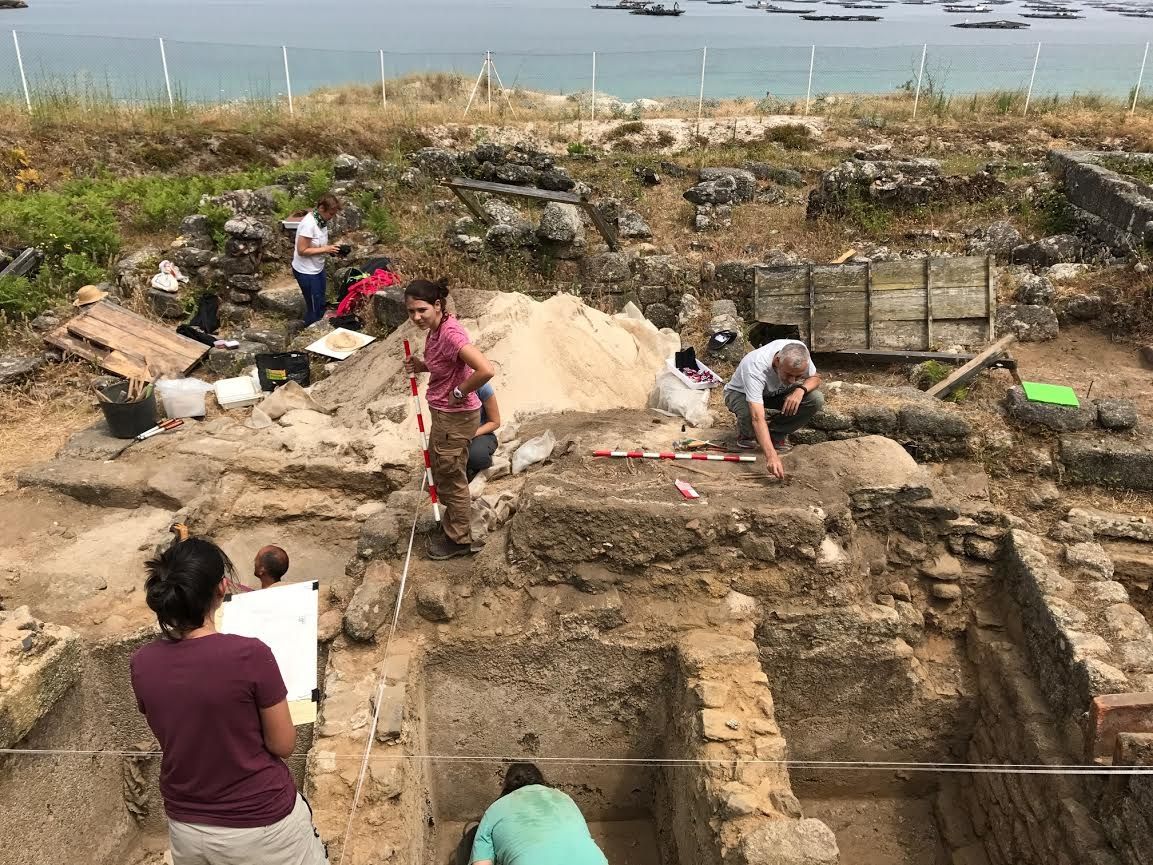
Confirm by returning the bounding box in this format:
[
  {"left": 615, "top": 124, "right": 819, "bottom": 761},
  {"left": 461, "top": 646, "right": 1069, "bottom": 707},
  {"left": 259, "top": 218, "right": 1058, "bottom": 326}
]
[
  {"left": 1100, "top": 732, "right": 1153, "bottom": 865},
  {"left": 1004, "top": 530, "right": 1153, "bottom": 744},
  {"left": 1049, "top": 150, "right": 1153, "bottom": 252},
  {"left": 665, "top": 630, "right": 839, "bottom": 865},
  {"left": 961, "top": 620, "right": 1122, "bottom": 865}
]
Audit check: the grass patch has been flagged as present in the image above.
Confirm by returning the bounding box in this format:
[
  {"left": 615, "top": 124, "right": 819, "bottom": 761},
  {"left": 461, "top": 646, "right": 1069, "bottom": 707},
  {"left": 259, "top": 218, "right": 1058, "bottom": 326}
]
[
  {"left": 1097, "top": 155, "right": 1153, "bottom": 187},
  {"left": 605, "top": 120, "right": 645, "bottom": 140},
  {"left": 1015, "top": 187, "right": 1076, "bottom": 236},
  {"left": 764, "top": 123, "right": 814, "bottom": 151}
]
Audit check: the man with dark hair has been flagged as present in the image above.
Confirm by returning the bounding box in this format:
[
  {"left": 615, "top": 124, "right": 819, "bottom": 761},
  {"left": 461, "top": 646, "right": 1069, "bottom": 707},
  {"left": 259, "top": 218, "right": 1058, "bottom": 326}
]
[
  {"left": 254, "top": 546, "right": 290, "bottom": 590},
  {"left": 457, "top": 762, "right": 607, "bottom": 865}
]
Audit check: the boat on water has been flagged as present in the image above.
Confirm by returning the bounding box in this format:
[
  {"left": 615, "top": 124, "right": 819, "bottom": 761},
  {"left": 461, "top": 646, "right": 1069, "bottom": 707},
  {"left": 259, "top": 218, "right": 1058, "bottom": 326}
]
[
  {"left": 842, "top": 3, "right": 886, "bottom": 8},
  {"left": 953, "top": 17, "right": 1030, "bottom": 26},
  {"left": 630, "top": 2, "right": 687, "bottom": 13},
  {"left": 802, "top": 12, "right": 883, "bottom": 18},
  {"left": 591, "top": 1, "right": 645, "bottom": 8},
  {"left": 944, "top": 4, "right": 992, "bottom": 11},
  {"left": 706, "top": 1, "right": 741, "bottom": 4},
  {"left": 1121, "top": 9, "right": 1153, "bottom": 14},
  {"left": 1022, "top": 9, "right": 1085, "bottom": 15},
  {"left": 762, "top": 4, "right": 812, "bottom": 9}
]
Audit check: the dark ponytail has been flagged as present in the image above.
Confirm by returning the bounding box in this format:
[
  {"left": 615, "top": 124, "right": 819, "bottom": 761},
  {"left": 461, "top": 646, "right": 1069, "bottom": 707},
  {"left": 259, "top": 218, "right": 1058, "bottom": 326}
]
[
  {"left": 144, "top": 537, "right": 235, "bottom": 640},
  {"left": 404, "top": 278, "right": 450, "bottom": 310}
]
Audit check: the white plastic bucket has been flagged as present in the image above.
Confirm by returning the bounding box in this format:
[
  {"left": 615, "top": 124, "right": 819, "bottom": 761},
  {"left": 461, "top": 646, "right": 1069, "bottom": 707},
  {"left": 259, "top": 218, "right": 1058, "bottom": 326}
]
[{"left": 155, "top": 378, "right": 214, "bottom": 419}]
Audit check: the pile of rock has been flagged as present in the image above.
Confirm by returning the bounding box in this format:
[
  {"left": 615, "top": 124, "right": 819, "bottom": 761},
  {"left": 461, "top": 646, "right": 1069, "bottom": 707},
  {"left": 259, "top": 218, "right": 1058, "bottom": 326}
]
[
  {"left": 578, "top": 251, "right": 695, "bottom": 329},
  {"left": 409, "top": 142, "right": 576, "bottom": 192},
  {"left": 683, "top": 167, "right": 757, "bottom": 231},
  {"left": 1005, "top": 386, "right": 1138, "bottom": 433},
  {"left": 794, "top": 384, "right": 974, "bottom": 459},
  {"left": 807, "top": 158, "right": 1005, "bottom": 219}
]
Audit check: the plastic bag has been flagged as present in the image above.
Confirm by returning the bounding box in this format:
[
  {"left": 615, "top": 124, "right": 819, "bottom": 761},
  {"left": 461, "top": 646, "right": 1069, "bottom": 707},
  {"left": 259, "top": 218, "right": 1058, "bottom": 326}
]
[
  {"left": 648, "top": 370, "right": 712, "bottom": 427},
  {"left": 155, "top": 377, "right": 214, "bottom": 419},
  {"left": 512, "top": 430, "right": 557, "bottom": 475}
]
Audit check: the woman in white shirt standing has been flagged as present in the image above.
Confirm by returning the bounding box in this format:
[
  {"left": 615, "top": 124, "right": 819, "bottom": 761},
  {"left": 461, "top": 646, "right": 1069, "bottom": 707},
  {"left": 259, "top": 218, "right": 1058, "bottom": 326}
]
[{"left": 292, "top": 193, "right": 343, "bottom": 326}]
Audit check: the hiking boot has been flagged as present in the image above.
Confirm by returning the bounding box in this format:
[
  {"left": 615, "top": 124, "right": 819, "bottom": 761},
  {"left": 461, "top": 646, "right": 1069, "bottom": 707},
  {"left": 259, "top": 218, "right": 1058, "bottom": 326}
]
[
  {"left": 427, "top": 532, "right": 475, "bottom": 561},
  {"left": 772, "top": 437, "right": 792, "bottom": 454},
  {"left": 736, "top": 437, "right": 758, "bottom": 450}
]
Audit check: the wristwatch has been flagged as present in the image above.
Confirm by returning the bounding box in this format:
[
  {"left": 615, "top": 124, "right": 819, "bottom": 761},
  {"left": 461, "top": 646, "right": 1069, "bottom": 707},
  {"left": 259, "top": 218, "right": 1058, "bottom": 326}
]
[{"left": 452, "top": 387, "right": 464, "bottom": 401}]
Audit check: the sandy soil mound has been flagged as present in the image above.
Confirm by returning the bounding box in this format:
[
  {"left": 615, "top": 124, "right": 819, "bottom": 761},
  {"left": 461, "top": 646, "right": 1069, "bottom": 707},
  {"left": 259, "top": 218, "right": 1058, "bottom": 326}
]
[{"left": 314, "top": 289, "right": 680, "bottom": 463}]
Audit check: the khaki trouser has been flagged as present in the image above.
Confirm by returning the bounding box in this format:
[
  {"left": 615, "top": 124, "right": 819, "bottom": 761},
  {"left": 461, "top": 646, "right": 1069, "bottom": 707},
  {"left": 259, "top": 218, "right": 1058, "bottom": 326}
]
[
  {"left": 430, "top": 407, "right": 480, "bottom": 545},
  {"left": 725, "top": 386, "right": 825, "bottom": 441},
  {"left": 168, "top": 794, "right": 327, "bottom": 865}
]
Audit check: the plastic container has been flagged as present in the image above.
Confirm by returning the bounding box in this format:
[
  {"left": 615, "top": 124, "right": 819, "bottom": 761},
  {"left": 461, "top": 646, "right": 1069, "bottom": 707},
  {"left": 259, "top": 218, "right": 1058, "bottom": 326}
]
[
  {"left": 214, "top": 375, "right": 263, "bottom": 410},
  {"left": 666, "top": 356, "right": 724, "bottom": 390},
  {"left": 156, "top": 378, "right": 214, "bottom": 419},
  {"left": 256, "top": 352, "right": 311, "bottom": 392},
  {"left": 98, "top": 381, "right": 158, "bottom": 439}
]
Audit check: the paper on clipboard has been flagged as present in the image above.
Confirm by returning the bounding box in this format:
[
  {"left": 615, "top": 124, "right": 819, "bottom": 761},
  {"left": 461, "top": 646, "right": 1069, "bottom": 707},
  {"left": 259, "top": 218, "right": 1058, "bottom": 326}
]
[{"left": 220, "top": 581, "right": 319, "bottom": 711}]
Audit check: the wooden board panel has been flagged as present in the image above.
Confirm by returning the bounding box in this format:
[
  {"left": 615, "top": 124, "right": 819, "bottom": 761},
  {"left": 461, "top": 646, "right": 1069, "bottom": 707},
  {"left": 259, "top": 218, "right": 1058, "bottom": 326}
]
[
  {"left": 45, "top": 330, "right": 152, "bottom": 379},
  {"left": 757, "top": 257, "right": 991, "bottom": 352},
  {"left": 50, "top": 301, "right": 207, "bottom": 378},
  {"left": 84, "top": 302, "right": 206, "bottom": 364}
]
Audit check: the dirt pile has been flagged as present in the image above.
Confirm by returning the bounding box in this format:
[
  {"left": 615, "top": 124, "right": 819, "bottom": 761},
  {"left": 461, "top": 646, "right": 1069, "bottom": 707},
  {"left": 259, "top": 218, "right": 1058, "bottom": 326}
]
[{"left": 314, "top": 289, "right": 680, "bottom": 463}]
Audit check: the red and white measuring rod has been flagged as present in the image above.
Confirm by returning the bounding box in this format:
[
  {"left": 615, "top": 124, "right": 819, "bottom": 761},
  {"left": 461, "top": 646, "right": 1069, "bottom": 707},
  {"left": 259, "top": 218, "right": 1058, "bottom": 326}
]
[
  {"left": 593, "top": 450, "right": 757, "bottom": 463},
  {"left": 403, "top": 338, "right": 441, "bottom": 523}
]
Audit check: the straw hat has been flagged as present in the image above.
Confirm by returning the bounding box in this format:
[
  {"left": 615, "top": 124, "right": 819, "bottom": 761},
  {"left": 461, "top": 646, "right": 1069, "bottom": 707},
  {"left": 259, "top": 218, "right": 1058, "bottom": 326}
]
[
  {"left": 73, "top": 285, "right": 109, "bottom": 307},
  {"left": 324, "top": 330, "right": 363, "bottom": 353}
]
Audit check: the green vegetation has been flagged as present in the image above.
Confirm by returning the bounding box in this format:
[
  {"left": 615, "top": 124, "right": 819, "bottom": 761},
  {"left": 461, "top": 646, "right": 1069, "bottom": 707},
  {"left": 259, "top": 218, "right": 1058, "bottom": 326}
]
[
  {"left": 1015, "top": 187, "right": 1076, "bottom": 236},
  {"left": 0, "top": 158, "right": 332, "bottom": 317},
  {"left": 912, "top": 360, "right": 951, "bottom": 390},
  {"left": 1098, "top": 155, "right": 1153, "bottom": 186},
  {"left": 764, "top": 123, "right": 814, "bottom": 151},
  {"left": 566, "top": 141, "right": 589, "bottom": 156},
  {"left": 605, "top": 120, "right": 645, "bottom": 140}
]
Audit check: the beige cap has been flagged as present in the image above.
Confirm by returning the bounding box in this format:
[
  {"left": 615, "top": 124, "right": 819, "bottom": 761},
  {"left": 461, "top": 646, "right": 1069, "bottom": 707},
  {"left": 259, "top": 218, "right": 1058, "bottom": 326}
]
[
  {"left": 325, "top": 330, "right": 363, "bottom": 352},
  {"left": 73, "top": 285, "right": 109, "bottom": 307}
]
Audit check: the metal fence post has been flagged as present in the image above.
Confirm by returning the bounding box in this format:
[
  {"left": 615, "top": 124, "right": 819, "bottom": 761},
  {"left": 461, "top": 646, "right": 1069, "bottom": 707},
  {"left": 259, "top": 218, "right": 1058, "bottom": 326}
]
[
  {"left": 591, "top": 51, "right": 597, "bottom": 121},
  {"left": 805, "top": 45, "right": 815, "bottom": 115},
  {"left": 696, "top": 46, "right": 707, "bottom": 135},
  {"left": 1132, "top": 42, "right": 1149, "bottom": 116},
  {"left": 282, "top": 45, "right": 294, "bottom": 115},
  {"left": 912, "top": 44, "right": 927, "bottom": 120},
  {"left": 158, "top": 36, "right": 174, "bottom": 113},
  {"left": 380, "top": 49, "right": 387, "bottom": 108},
  {"left": 12, "top": 30, "right": 30, "bottom": 113},
  {"left": 1023, "top": 42, "right": 1041, "bottom": 117}
]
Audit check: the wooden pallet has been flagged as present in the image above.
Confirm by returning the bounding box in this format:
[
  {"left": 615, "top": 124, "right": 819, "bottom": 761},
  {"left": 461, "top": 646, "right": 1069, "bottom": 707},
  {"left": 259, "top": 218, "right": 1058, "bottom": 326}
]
[{"left": 45, "top": 301, "right": 208, "bottom": 378}]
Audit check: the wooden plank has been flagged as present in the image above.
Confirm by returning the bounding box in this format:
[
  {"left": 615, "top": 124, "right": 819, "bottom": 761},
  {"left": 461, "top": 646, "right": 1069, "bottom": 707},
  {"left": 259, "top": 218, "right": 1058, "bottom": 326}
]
[
  {"left": 806, "top": 265, "right": 814, "bottom": 348},
  {"left": 830, "top": 248, "right": 856, "bottom": 264},
  {"left": 812, "top": 325, "right": 868, "bottom": 352},
  {"left": 0, "top": 248, "right": 41, "bottom": 279},
  {"left": 810, "top": 264, "right": 868, "bottom": 292},
  {"left": 865, "top": 262, "right": 872, "bottom": 349},
  {"left": 926, "top": 334, "right": 1017, "bottom": 399},
  {"left": 581, "top": 202, "right": 621, "bottom": 251},
  {"left": 447, "top": 177, "right": 585, "bottom": 205},
  {"left": 45, "top": 330, "right": 152, "bottom": 379},
  {"left": 84, "top": 302, "right": 206, "bottom": 363},
  {"left": 986, "top": 255, "right": 995, "bottom": 342},
  {"left": 925, "top": 257, "right": 934, "bottom": 349},
  {"left": 66, "top": 318, "right": 187, "bottom": 377},
  {"left": 448, "top": 186, "right": 491, "bottom": 225},
  {"left": 871, "top": 319, "right": 987, "bottom": 351}
]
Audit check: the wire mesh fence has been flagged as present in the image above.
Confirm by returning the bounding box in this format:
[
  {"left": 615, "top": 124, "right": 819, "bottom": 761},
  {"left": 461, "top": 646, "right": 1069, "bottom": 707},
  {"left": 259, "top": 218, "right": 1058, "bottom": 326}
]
[{"left": 1, "top": 31, "right": 1151, "bottom": 119}]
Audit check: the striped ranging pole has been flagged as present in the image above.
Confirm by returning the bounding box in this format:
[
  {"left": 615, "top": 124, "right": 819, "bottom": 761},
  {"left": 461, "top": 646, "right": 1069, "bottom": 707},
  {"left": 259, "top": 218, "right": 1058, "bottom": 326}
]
[
  {"left": 403, "top": 339, "right": 441, "bottom": 523},
  {"left": 594, "top": 450, "right": 757, "bottom": 463}
]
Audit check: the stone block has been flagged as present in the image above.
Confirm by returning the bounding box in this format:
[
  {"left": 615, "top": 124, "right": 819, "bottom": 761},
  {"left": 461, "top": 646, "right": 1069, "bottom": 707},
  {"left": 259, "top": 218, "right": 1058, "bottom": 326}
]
[
  {"left": 698, "top": 167, "right": 758, "bottom": 202},
  {"left": 0, "top": 609, "right": 82, "bottom": 749},
  {"left": 644, "top": 302, "right": 678, "bottom": 330},
  {"left": 811, "top": 408, "right": 854, "bottom": 431},
  {"left": 1006, "top": 387, "right": 1094, "bottom": 431},
  {"left": 1096, "top": 399, "right": 1138, "bottom": 431},
  {"left": 343, "top": 580, "right": 396, "bottom": 642},
  {"left": 256, "top": 284, "right": 306, "bottom": 318},
  {"left": 737, "top": 819, "right": 839, "bottom": 865},
  {"left": 371, "top": 287, "right": 407, "bottom": 334},
  {"left": 996, "top": 304, "right": 1059, "bottom": 342},
  {"left": 580, "top": 251, "right": 632, "bottom": 283},
  {"left": 416, "top": 581, "right": 455, "bottom": 623},
  {"left": 744, "top": 162, "right": 805, "bottom": 187},
  {"left": 0, "top": 355, "right": 45, "bottom": 387},
  {"left": 1086, "top": 692, "right": 1153, "bottom": 762},
  {"left": 1065, "top": 541, "right": 1115, "bottom": 579},
  {"left": 1011, "top": 234, "right": 1082, "bottom": 268},
  {"left": 851, "top": 404, "right": 897, "bottom": 434},
  {"left": 147, "top": 288, "right": 186, "bottom": 320},
  {"left": 899, "top": 404, "right": 971, "bottom": 439},
  {"left": 1069, "top": 507, "right": 1153, "bottom": 542},
  {"left": 1060, "top": 435, "right": 1153, "bottom": 491}
]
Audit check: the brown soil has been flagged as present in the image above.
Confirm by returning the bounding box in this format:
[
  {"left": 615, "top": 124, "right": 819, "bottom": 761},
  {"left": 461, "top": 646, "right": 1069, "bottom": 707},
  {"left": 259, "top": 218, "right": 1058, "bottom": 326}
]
[{"left": 801, "top": 795, "right": 949, "bottom": 865}]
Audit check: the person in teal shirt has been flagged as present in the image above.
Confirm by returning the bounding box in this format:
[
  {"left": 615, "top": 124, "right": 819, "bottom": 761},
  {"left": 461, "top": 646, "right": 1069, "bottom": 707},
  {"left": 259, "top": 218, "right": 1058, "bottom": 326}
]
[{"left": 465, "top": 763, "right": 608, "bottom": 865}]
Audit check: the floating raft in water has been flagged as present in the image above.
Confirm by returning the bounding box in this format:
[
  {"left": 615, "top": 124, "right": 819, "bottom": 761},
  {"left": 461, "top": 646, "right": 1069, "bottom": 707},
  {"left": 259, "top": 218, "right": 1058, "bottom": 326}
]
[{"left": 801, "top": 11, "right": 883, "bottom": 17}]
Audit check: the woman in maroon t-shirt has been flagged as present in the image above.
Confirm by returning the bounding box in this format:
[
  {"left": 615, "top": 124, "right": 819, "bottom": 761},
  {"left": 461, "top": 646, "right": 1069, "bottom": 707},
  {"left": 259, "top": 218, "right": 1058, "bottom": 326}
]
[
  {"left": 130, "top": 538, "right": 328, "bottom": 865},
  {"left": 403, "top": 278, "right": 494, "bottom": 561}
]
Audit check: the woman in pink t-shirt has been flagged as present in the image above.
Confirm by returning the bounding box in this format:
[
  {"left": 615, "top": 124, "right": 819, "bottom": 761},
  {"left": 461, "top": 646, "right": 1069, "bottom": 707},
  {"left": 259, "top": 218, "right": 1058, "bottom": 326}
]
[
  {"left": 131, "top": 538, "right": 328, "bottom": 865},
  {"left": 403, "top": 278, "right": 494, "bottom": 560}
]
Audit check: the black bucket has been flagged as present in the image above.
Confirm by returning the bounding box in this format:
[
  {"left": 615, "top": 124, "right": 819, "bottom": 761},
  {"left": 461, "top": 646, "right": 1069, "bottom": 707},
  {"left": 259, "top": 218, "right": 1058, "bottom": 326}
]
[
  {"left": 256, "top": 352, "right": 311, "bottom": 392},
  {"left": 99, "top": 381, "right": 158, "bottom": 439}
]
